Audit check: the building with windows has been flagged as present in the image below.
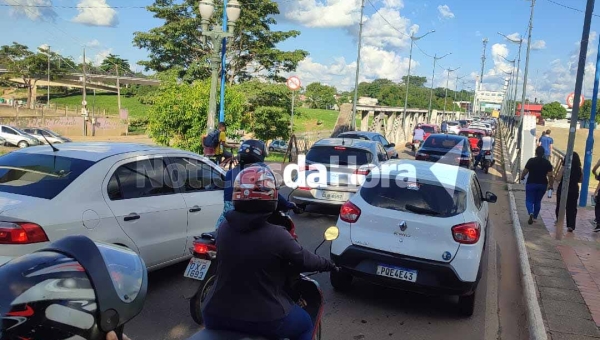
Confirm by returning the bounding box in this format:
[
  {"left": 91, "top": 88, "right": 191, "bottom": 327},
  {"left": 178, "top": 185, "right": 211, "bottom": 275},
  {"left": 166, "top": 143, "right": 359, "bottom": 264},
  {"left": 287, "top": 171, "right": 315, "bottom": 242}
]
[{"left": 473, "top": 79, "right": 507, "bottom": 114}]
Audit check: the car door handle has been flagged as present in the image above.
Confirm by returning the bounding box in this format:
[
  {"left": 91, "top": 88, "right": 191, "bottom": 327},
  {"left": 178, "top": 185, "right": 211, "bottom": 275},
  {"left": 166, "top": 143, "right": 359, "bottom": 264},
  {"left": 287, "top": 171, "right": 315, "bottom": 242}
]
[
  {"left": 189, "top": 206, "right": 202, "bottom": 213},
  {"left": 124, "top": 213, "right": 140, "bottom": 221}
]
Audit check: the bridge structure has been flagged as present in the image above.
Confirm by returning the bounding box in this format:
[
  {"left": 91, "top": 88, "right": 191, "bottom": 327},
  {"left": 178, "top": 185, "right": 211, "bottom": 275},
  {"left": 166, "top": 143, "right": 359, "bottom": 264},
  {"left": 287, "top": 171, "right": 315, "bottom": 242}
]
[{"left": 332, "top": 103, "right": 466, "bottom": 146}]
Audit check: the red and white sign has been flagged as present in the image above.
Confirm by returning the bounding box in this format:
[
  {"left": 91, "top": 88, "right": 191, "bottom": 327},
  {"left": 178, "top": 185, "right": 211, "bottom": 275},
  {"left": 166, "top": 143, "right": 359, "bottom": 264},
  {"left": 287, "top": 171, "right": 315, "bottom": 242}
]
[
  {"left": 566, "top": 92, "right": 584, "bottom": 108},
  {"left": 286, "top": 76, "right": 301, "bottom": 91}
]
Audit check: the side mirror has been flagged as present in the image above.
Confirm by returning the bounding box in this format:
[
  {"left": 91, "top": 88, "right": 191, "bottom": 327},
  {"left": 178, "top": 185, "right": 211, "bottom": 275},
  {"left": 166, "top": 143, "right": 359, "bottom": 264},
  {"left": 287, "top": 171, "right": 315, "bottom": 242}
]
[
  {"left": 485, "top": 191, "right": 497, "bottom": 203},
  {"left": 324, "top": 226, "right": 339, "bottom": 241},
  {"left": 387, "top": 143, "right": 396, "bottom": 148}
]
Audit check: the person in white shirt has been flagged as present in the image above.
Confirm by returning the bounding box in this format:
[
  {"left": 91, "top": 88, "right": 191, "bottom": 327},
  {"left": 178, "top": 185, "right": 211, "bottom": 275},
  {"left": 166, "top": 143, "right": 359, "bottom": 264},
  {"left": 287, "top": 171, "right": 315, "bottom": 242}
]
[
  {"left": 413, "top": 126, "right": 425, "bottom": 142},
  {"left": 473, "top": 135, "right": 494, "bottom": 169}
]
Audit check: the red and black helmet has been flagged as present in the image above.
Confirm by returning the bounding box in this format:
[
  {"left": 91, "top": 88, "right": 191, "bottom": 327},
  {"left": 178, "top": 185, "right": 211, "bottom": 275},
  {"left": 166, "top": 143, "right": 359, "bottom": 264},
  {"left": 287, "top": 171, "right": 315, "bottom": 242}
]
[
  {"left": 0, "top": 236, "right": 147, "bottom": 340},
  {"left": 232, "top": 165, "right": 278, "bottom": 213}
]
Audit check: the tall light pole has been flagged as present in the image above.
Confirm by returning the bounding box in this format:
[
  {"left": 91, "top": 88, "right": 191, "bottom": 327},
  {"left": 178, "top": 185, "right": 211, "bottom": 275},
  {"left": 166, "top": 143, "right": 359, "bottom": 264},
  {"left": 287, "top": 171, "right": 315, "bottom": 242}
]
[
  {"left": 444, "top": 67, "right": 460, "bottom": 114},
  {"left": 427, "top": 52, "right": 451, "bottom": 121},
  {"left": 499, "top": 32, "right": 524, "bottom": 117},
  {"left": 351, "top": 0, "right": 366, "bottom": 131},
  {"left": 500, "top": 55, "right": 516, "bottom": 116},
  {"left": 199, "top": 0, "right": 241, "bottom": 133},
  {"left": 403, "top": 30, "right": 435, "bottom": 126},
  {"left": 454, "top": 74, "right": 466, "bottom": 103},
  {"left": 47, "top": 45, "right": 50, "bottom": 106}
]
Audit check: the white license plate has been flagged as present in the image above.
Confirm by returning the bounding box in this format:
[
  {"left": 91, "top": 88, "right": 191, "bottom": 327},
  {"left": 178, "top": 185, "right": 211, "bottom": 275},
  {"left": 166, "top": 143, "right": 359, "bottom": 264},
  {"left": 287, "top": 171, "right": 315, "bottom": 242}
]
[
  {"left": 485, "top": 155, "right": 492, "bottom": 160},
  {"left": 183, "top": 258, "right": 212, "bottom": 281},
  {"left": 316, "top": 190, "right": 347, "bottom": 201},
  {"left": 376, "top": 265, "right": 417, "bottom": 282}
]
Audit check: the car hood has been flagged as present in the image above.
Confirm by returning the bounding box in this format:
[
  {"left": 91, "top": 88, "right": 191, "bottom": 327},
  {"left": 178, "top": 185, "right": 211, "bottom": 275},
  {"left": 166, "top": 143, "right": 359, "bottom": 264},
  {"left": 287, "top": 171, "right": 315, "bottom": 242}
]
[{"left": 0, "top": 193, "right": 47, "bottom": 215}]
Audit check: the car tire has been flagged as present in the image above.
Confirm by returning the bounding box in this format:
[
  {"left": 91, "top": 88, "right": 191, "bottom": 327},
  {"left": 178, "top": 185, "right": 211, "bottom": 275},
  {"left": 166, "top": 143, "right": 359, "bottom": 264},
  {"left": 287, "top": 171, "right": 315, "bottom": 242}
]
[
  {"left": 330, "top": 269, "right": 353, "bottom": 291},
  {"left": 458, "top": 291, "right": 476, "bottom": 317},
  {"left": 17, "top": 141, "right": 29, "bottom": 148},
  {"left": 269, "top": 147, "right": 274, "bottom": 151}
]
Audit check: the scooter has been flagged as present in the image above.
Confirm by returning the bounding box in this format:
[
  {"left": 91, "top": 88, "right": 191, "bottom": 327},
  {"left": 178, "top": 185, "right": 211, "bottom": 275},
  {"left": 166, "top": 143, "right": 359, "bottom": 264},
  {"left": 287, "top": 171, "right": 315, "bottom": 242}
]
[
  {"left": 185, "top": 207, "right": 301, "bottom": 326},
  {"left": 480, "top": 150, "right": 494, "bottom": 174},
  {"left": 185, "top": 226, "right": 340, "bottom": 340},
  {"left": 411, "top": 139, "right": 422, "bottom": 153}
]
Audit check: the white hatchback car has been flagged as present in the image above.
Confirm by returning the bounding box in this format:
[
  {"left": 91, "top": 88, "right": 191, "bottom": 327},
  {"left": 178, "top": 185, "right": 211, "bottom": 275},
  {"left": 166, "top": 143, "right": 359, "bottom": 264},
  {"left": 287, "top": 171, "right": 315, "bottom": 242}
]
[
  {"left": 0, "top": 143, "right": 225, "bottom": 270},
  {"left": 329, "top": 159, "right": 497, "bottom": 316}
]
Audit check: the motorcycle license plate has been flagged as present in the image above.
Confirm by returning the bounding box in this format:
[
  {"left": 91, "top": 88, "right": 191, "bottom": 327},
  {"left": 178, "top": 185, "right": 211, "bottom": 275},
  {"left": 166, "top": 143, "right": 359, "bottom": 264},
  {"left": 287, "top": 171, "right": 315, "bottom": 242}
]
[
  {"left": 485, "top": 155, "right": 492, "bottom": 160},
  {"left": 183, "top": 258, "right": 211, "bottom": 281}
]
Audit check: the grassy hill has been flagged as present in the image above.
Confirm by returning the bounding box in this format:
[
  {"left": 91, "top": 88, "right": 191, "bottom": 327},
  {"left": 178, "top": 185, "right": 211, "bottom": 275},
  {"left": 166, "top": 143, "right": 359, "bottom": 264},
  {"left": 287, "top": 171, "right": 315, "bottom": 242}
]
[
  {"left": 50, "top": 93, "right": 149, "bottom": 118},
  {"left": 293, "top": 107, "right": 338, "bottom": 133}
]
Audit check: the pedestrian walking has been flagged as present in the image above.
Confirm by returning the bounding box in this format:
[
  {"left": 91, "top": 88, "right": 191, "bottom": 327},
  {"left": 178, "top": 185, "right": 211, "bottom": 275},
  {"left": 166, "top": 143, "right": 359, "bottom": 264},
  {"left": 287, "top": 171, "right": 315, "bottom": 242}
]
[
  {"left": 538, "top": 129, "right": 553, "bottom": 160},
  {"left": 536, "top": 130, "right": 546, "bottom": 147},
  {"left": 441, "top": 121, "right": 448, "bottom": 133},
  {"left": 521, "top": 146, "right": 554, "bottom": 225},
  {"left": 555, "top": 152, "right": 582, "bottom": 232},
  {"left": 591, "top": 158, "right": 600, "bottom": 231}
]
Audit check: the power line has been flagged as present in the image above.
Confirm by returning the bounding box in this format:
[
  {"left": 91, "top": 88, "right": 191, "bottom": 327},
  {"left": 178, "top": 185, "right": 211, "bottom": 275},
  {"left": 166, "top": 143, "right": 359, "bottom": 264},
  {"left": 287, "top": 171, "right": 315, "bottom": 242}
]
[
  {"left": 413, "top": 42, "right": 435, "bottom": 59},
  {"left": 366, "top": 0, "right": 409, "bottom": 38},
  {"left": 544, "top": 0, "right": 600, "bottom": 18}
]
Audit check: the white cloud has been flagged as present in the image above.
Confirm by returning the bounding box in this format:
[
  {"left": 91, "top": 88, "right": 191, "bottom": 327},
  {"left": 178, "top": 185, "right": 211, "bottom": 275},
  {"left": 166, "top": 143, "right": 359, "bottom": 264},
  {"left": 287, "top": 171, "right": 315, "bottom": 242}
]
[
  {"left": 437, "top": 5, "right": 454, "bottom": 19},
  {"left": 38, "top": 43, "right": 50, "bottom": 51},
  {"left": 72, "top": 0, "right": 118, "bottom": 27},
  {"left": 278, "top": 0, "right": 363, "bottom": 28},
  {"left": 7, "top": 0, "right": 56, "bottom": 20},
  {"left": 87, "top": 39, "right": 101, "bottom": 48},
  {"left": 531, "top": 40, "right": 546, "bottom": 50},
  {"left": 78, "top": 49, "right": 112, "bottom": 66}
]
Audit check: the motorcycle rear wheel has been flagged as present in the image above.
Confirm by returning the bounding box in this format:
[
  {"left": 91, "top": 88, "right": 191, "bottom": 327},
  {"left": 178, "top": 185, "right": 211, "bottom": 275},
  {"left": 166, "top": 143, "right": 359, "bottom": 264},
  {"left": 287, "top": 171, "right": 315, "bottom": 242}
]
[{"left": 189, "top": 274, "right": 217, "bottom": 325}]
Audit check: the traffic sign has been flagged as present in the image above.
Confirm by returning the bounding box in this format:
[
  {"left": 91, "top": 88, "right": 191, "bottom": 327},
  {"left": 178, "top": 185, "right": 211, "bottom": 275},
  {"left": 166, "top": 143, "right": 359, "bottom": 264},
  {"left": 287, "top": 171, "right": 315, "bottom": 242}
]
[
  {"left": 286, "top": 76, "right": 301, "bottom": 91},
  {"left": 82, "top": 100, "right": 87, "bottom": 106},
  {"left": 566, "top": 92, "right": 584, "bottom": 108}
]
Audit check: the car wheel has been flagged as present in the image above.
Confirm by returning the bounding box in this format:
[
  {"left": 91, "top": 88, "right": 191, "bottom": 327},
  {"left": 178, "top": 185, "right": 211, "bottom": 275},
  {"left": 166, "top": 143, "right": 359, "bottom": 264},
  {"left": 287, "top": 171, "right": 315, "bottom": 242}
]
[
  {"left": 17, "top": 141, "right": 29, "bottom": 148},
  {"left": 458, "top": 291, "right": 476, "bottom": 317},
  {"left": 330, "top": 269, "right": 353, "bottom": 291},
  {"left": 269, "top": 147, "right": 274, "bottom": 151}
]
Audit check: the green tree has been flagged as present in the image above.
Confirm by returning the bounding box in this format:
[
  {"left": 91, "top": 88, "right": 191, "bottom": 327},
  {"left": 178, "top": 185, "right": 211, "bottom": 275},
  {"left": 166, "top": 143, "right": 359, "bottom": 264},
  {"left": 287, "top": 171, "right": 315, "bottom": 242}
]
[
  {"left": 147, "top": 71, "right": 244, "bottom": 153},
  {"left": 541, "top": 101, "right": 567, "bottom": 120},
  {"left": 0, "top": 42, "right": 68, "bottom": 108},
  {"left": 304, "top": 82, "right": 336, "bottom": 109},
  {"left": 100, "top": 54, "right": 131, "bottom": 75},
  {"left": 402, "top": 75, "right": 427, "bottom": 87},
  {"left": 237, "top": 80, "right": 291, "bottom": 112},
  {"left": 133, "top": 0, "right": 308, "bottom": 83},
  {"left": 251, "top": 106, "right": 290, "bottom": 141}
]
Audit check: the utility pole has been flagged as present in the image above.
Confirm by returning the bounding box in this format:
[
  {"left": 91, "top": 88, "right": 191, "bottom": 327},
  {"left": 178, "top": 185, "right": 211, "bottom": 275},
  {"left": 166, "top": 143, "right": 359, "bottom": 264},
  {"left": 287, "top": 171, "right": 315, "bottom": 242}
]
[
  {"left": 82, "top": 47, "right": 87, "bottom": 136},
  {"left": 47, "top": 45, "right": 50, "bottom": 106},
  {"left": 403, "top": 30, "right": 435, "bottom": 126},
  {"left": 351, "top": 0, "right": 366, "bottom": 131},
  {"left": 116, "top": 64, "right": 121, "bottom": 111},
  {"left": 427, "top": 52, "right": 451, "bottom": 121},
  {"left": 556, "top": 0, "right": 594, "bottom": 239},
  {"left": 475, "top": 39, "right": 488, "bottom": 115},
  {"left": 444, "top": 67, "right": 460, "bottom": 114}
]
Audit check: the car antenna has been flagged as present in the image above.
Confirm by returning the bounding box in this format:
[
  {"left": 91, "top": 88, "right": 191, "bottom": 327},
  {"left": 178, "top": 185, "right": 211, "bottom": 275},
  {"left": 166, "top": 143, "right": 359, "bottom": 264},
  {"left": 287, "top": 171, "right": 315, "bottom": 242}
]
[{"left": 40, "top": 133, "right": 59, "bottom": 152}]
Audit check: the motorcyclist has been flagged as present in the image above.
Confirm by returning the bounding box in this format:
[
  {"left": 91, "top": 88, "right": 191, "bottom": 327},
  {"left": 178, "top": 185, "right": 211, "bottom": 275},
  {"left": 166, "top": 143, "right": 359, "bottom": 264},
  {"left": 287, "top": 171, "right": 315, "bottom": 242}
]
[
  {"left": 215, "top": 139, "right": 298, "bottom": 229},
  {"left": 473, "top": 133, "right": 495, "bottom": 169},
  {"left": 202, "top": 165, "right": 336, "bottom": 340},
  {"left": 413, "top": 124, "right": 425, "bottom": 145}
]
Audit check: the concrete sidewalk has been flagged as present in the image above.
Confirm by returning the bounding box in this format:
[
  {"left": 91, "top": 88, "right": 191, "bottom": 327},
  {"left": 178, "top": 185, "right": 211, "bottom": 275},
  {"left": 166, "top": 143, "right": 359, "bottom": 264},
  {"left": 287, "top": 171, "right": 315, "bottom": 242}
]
[{"left": 500, "top": 122, "right": 600, "bottom": 339}]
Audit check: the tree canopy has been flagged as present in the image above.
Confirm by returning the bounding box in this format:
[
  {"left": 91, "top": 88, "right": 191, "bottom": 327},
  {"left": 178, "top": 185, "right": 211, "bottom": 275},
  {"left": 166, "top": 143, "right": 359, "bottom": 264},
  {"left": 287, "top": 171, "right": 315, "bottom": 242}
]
[
  {"left": 304, "top": 82, "right": 337, "bottom": 109},
  {"left": 132, "top": 0, "right": 308, "bottom": 83},
  {"left": 541, "top": 101, "right": 567, "bottom": 120},
  {"left": 100, "top": 54, "right": 131, "bottom": 75}
]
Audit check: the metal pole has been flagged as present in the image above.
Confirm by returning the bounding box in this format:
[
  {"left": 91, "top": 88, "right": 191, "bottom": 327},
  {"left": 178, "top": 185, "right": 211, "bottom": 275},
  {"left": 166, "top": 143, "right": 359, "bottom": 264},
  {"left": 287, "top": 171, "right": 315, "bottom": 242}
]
[
  {"left": 428, "top": 55, "right": 437, "bottom": 120},
  {"left": 291, "top": 91, "right": 295, "bottom": 135},
  {"left": 580, "top": 33, "right": 600, "bottom": 207},
  {"left": 208, "top": 51, "right": 220, "bottom": 134},
  {"left": 351, "top": 0, "right": 366, "bottom": 131},
  {"left": 92, "top": 89, "right": 96, "bottom": 137},
  {"left": 556, "top": 0, "right": 594, "bottom": 239},
  {"left": 480, "top": 39, "right": 488, "bottom": 90},
  {"left": 444, "top": 67, "right": 459, "bottom": 114},
  {"left": 218, "top": 0, "right": 228, "bottom": 124},
  {"left": 403, "top": 38, "right": 414, "bottom": 126},
  {"left": 82, "top": 47, "right": 87, "bottom": 136},
  {"left": 47, "top": 45, "right": 50, "bottom": 105},
  {"left": 513, "top": 41, "right": 523, "bottom": 117},
  {"left": 116, "top": 65, "right": 121, "bottom": 111}
]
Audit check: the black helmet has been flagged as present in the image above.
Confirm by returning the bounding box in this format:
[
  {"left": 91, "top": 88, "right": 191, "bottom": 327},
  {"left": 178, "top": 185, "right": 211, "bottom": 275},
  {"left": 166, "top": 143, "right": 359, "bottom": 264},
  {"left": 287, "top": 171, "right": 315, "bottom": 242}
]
[
  {"left": 238, "top": 139, "right": 266, "bottom": 165},
  {"left": 0, "top": 236, "right": 147, "bottom": 340}
]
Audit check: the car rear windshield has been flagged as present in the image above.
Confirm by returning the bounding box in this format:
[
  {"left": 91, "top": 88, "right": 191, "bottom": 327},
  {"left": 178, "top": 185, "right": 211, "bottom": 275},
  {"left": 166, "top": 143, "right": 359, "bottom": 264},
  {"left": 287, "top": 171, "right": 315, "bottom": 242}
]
[
  {"left": 423, "top": 136, "right": 468, "bottom": 151},
  {"left": 421, "top": 126, "right": 435, "bottom": 133},
  {"left": 340, "top": 134, "right": 370, "bottom": 141},
  {"left": 459, "top": 132, "right": 483, "bottom": 139},
  {"left": 360, "top": 180, "right": 467, "bottom": 217},
  {"left": 0, "top": 153, "right": 94, "bottom": 199},
  {"left": 306, "top": 146, "right": 373, "bottom": 165}
]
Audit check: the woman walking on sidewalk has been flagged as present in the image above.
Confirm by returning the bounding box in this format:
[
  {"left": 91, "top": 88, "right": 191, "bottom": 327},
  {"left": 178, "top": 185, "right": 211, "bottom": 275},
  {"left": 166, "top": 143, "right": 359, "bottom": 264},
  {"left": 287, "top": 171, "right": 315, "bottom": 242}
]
[
  {"left": 555, "top": 152, "right": 583, "bottom": 232},
  {"left": 521, "top": 146, "right": 554, "bottom": 225}
]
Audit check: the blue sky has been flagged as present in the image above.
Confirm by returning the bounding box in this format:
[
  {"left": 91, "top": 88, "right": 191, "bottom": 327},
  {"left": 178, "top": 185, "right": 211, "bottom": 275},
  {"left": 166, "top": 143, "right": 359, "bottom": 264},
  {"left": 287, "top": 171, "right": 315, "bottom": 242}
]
[{"left": 1, "top": 0, "right": 600, "bottom": 103}]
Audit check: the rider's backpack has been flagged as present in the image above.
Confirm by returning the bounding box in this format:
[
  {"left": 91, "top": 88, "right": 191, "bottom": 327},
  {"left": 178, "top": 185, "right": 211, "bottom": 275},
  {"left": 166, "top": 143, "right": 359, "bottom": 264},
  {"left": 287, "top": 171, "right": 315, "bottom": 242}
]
[{"left": 203, "top": 130, "right": 221, "bottom": 148}]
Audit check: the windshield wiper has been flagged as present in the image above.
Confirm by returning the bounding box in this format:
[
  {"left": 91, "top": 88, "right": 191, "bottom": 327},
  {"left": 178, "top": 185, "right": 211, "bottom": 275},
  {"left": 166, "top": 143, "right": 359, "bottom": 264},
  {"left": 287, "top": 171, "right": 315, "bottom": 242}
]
[{"left": 405, "top": 204, "right": 440, "bottom": 216}]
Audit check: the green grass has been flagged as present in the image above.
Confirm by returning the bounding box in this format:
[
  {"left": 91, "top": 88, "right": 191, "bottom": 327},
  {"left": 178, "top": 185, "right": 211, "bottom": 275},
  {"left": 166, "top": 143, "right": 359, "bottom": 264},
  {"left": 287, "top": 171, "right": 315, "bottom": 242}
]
[
  {"left": 265, "top": 153, "right": 287, "bottom": 162},
  {"left": 293, "top": 108, "right": 338, "bottom": 133},
  {"left": 50, "top": 93, "right": 149, "bottom": 118}
]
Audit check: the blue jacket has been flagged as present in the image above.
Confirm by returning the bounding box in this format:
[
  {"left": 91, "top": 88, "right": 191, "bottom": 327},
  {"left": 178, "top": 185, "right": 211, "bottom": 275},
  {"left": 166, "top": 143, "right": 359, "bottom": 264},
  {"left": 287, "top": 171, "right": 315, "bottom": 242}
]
[{"left": 224, "top": 163, "right": 294, "bottom": 209}]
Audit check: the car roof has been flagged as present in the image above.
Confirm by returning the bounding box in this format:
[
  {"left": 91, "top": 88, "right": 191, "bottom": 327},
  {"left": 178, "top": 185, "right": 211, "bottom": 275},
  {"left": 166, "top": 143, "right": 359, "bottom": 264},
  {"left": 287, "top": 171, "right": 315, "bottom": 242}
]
[
  {"left": 377, "top": 159, "right": 472, "bottom": 189},
  {"left": 338, "top": 131, "right": 380, "bottom": 138},
  {"left": 425, "top": 133, "right": 468, "bottom": 141},
  {"left": 11, "top": 142, "right": 193, "bottom": 162},
  {"left": 313, "top": 138, "right": 377, "bottom": 150}
]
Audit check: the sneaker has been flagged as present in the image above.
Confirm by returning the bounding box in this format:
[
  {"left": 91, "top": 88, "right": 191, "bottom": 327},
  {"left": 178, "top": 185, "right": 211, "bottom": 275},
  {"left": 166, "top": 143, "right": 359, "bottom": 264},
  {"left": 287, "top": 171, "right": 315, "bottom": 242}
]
[
  {"left": 567, "top": 228, "right": 574, "bottom": 232},
  {"left": 528, "top": 214, "right": 534, "bottom": 225},
  {"left": 594, "top": 225, "right": 600, "bottom": 233}
]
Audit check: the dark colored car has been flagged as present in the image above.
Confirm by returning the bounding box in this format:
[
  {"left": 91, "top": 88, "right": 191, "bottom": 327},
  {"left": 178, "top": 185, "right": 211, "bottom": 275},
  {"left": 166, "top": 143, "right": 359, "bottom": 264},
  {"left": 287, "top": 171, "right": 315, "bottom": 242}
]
[
  {"left": 337, "top": 131, "right": 398, "bottom": 159},
  {"left": 415, "top": 134, "right": 473, "bottom": 168}
]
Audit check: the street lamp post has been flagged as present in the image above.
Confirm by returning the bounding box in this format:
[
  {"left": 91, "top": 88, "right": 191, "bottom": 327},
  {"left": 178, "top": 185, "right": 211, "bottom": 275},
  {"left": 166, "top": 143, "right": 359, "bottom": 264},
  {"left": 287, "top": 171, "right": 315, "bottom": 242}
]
[
  {"left": 443, "top": 67, "right": 460, "bottom": 114},
  {"left": 454, "top": 74, "right": 466, "bottom": 113},
  {"left": 500, "top": 55, "right": 516, "bottom": 116},
  {"left": 499, "top": 32, "right": 524, "bottom": 117},
  {"left": 427, "top": 52, "right": 451, "bottom": 121},
  {"left": 403, "top": 30, "right": 435, "bottom": 126},
  {"left": 199, "top": 0, "right": 241, "bottom": 133},
  {"left": 47, "top": 45, "right": 50, "bottom": 106}
]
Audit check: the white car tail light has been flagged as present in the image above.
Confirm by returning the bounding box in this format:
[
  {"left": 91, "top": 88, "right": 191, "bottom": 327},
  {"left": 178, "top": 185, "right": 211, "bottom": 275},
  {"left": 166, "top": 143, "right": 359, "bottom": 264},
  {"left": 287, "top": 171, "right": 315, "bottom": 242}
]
[
  {"left": 451, "top": 222, "right": 480, "bottom": 244},
  {"left": 340, "top": 201, "right": 361, "bottom": 223}
]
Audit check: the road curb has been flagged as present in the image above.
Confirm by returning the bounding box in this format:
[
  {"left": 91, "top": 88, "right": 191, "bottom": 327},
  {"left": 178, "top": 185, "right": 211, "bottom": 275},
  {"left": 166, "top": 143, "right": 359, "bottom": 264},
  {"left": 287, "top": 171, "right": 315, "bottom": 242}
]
[{"left": 499, "top": 123, "right": 548, "bottom": 340}]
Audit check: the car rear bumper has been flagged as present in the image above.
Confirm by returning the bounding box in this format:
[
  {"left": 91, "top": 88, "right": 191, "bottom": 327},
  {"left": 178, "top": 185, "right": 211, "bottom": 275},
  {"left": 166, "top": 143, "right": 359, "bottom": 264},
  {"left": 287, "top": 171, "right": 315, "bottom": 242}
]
[
  {"left": 291, "top": 187, "right": 356, "bottom": 206},
  {"left": 331, "top": 245, "right": 478, "bottom": 296}
]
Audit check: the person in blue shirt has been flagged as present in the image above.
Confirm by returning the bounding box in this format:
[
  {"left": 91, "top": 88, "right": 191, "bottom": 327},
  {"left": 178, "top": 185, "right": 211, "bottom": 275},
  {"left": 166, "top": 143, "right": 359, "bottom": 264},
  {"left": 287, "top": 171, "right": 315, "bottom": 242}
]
[
  {"left": 215, "top": 139, "right": 297, "bottom": 229},
  {"left": 538, "top": 129, "right": 553, "bottom": 160},
  {"left": 441, "top": 121, "right": 448, "bottom": 133}
]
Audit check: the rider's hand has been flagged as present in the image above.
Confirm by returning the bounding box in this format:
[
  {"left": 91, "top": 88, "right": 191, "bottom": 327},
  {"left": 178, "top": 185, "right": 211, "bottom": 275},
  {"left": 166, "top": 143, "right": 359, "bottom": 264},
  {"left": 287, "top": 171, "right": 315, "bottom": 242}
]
[{"left": 107, "top": 332, "right": 131, "bottom": 340}]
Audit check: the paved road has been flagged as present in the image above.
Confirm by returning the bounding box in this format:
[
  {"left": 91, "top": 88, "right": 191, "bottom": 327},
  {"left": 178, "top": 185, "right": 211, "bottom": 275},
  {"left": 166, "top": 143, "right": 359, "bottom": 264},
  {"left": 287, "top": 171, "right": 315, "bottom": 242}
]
[{"left": 126, "top": 148, "right": 528, "bottom": 340}]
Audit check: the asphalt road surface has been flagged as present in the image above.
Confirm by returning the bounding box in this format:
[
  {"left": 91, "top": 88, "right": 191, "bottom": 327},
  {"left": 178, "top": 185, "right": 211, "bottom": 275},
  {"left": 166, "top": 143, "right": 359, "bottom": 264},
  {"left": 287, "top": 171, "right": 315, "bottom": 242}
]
[{"left": 126, "top": 147, "right": 528, "bottom": 340}]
